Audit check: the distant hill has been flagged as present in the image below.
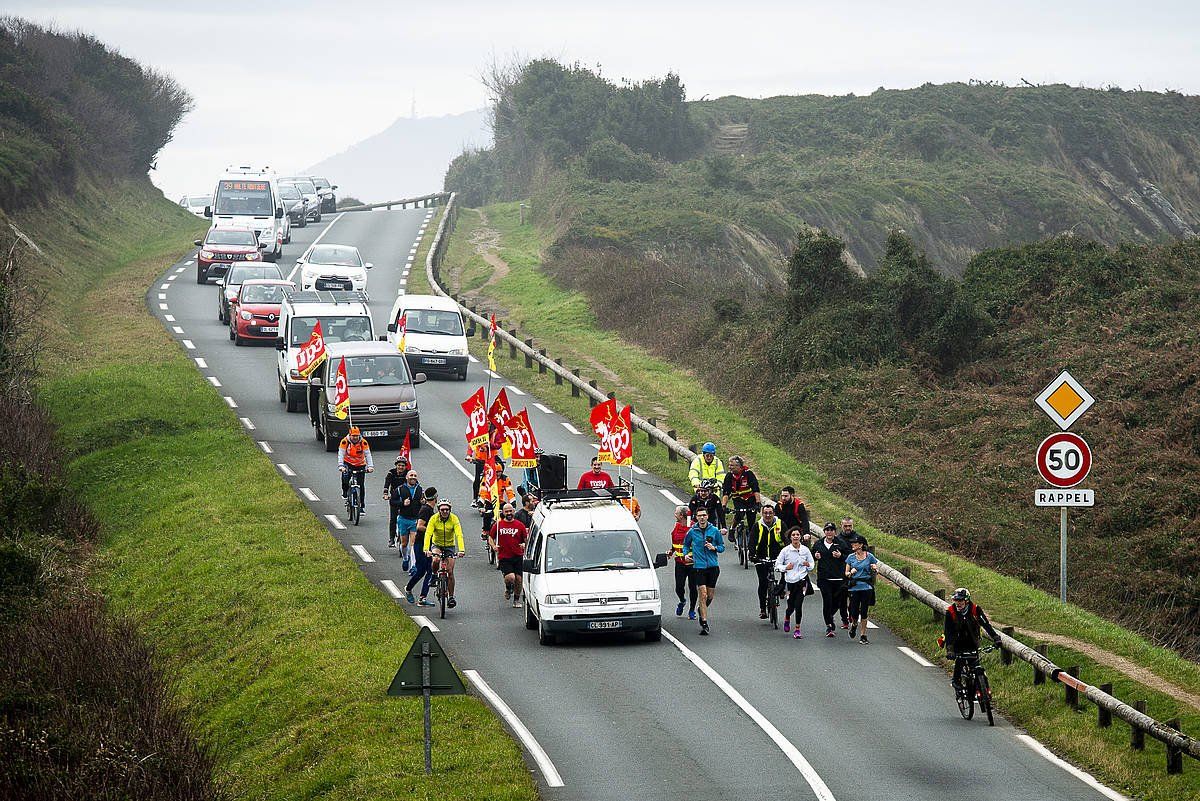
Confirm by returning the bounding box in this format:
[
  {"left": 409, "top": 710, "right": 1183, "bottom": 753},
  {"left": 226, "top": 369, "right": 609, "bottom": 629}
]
[{"left": 305, "top": 108, "right": 490, "bottom": 202}]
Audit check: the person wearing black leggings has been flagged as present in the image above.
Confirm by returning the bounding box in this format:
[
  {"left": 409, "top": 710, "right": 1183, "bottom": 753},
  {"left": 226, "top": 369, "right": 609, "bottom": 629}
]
[
  {"left": 668, "top": 506, "right": 698, "bottom": 619},
  {"left": 774, "top": 528, "right": 815, "bottom": 638},
  {"left": 811, "top": 522, "right": 850, "bottom": 636}
]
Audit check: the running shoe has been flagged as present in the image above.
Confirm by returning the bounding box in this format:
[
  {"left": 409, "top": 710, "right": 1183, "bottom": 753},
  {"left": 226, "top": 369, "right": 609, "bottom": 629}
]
[
  {"left": 505, "top": 587, "right": 512, "bottom": 600},
  {"left": 402, "top": 557, "right": 410, "bottom": 572},
  {"left": 699, "top": 621, "right": 710, "bottom": 636},
  {"left": 759, "top": 610, "right": 767, "bottom": 620},
  {"left": 849, "top": 623, "right": 858, "bottom": 638},
  {"left": 793, "top": 629, "right": 803, "bottom": 640},
  {"left": 688, "top": 610, "right": 697, "bottom": 621},
  {"left": 859, "top": 635, "right": 870, "bottom": 645},
  {"left": 448, "top": 596, "right": 458, "bottom": 609},
  {"left": 783, "top": 620, "right": 791, "bottom": 633},
  {"left": 387, "top": 540, "right": 396, "bottom": 549},
  {"left": 511, "top": 599, "right": 521, "bottom": 608},
  {"left": 417, "top": 597, "right": 434, "bottom": 607},
  {"left": 826, "top": 625, "right": 835, "bottom": 637},
  {"left": 841, "top": 621, "right": 850, "bottom": 630},
  {"left": 675, "top": 602, "right": 685, "bottom": 616},
  {"left": 405, "top": 591, "right": 415, "bottom": 604}
]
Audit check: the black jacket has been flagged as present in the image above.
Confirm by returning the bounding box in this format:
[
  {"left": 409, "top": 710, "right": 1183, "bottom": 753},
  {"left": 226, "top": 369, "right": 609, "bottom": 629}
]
[
  {"left": 944, "top": 602, "right": 999, "bottom": 656},
  {"left": 688, "top": 492, "right": 725, "bottom": 529},
  {"left": 811, "top": 535, "right": 850, "bottom": 581},
  {"left": 776, "top": 497, "right": 810, "bottom": 536}
]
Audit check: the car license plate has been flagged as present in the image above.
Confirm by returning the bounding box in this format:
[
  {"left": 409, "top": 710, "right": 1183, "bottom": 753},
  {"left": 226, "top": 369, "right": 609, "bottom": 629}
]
[
  {"left": 587, "top": 620, "right": 622, "bottom": 630},
  {"left": 260, "top": 326, "right": 278, "bottom": 333},
  {"left": 424, "top": 357, "right": 446, "bottom": 365},
  {"left": 361, "top": 430, "right": 387, "bottom": 438}
]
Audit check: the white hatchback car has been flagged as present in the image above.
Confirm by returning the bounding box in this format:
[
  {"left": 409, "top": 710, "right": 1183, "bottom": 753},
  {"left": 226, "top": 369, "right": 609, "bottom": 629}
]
[
  {"left": 523, "top": 490, "right": 663, "bottom": 645},
  {"left": 292, "top": 243, "right": 373, "bottom": 292}
]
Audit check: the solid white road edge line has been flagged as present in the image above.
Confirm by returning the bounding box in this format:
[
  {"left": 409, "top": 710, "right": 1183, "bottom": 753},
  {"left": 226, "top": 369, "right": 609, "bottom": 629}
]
[
  {"left": 310, "top": 212, "right": 346, "bottom": 247},
  {"left": 257, "top": 441, "right": 273, "bottom": 454},
  {"left": 299, "top": 487, "right": 319, "bottom": 501},
  {"left": 420, "top": 431, "right": 475, "bottom": 480},
  {"left": 277, "top": 463, "right": 296, "bottom": 477},
  {"left": 381, "top": 580, "right": 403, "bottom": 599},
  {"left": 662, "top": 630, "right": 836, "bottom": 801},
  {"left": 1015, "top": 735, "right": 1129, "bottom": 801},
  {"left": 897, "top": 646, "right": 934, "bottom": 667},
  {"left": 659, "top": 489, "right": 687, "bottom": 506},
  {"left": 464, "top": 670, "right": 565, "bottom": 788},
  {"left": 324, "top": 514, "right": 345, "bottom": 530},
  {"left": 561, "top": 422, "right": 581, "bottom": 435},
  {"left": 239, "top": 417, "right": 255, "bottom": 430},
  {"left": 352, "top": 544, "right": 375, "bottom": 563},
  {"left": 411, "top": 615, "right": 439, "bottom": 632}
]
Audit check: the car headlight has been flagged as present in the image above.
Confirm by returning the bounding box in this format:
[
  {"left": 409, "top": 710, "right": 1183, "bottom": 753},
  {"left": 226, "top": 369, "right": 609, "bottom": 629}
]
[
  {"left": 449, "top": 347, "right": 467, "bottom": 356},
  {"left": 199, "top": 249, "right": 214, "bottom": 259},
  {"left": 399, "top": 400, "right": 417, "bottom": 411},
  {"left": 544, "top": 594, "right": 571, "bottom": 605},
  {"left": 404, "top": 345, "right": 421, "bottom": 353},
  {"left": 288, "top": 369, "right": 303, "bottom": 381},
  {"left": 246, "top": 251, "right": 261, "bottom": 261},
  {"left": 239, "top": 310, "right": 253, "bottom": 321},
  {"left": 635, "top": 590, "right": 659, "bottom": 601}
]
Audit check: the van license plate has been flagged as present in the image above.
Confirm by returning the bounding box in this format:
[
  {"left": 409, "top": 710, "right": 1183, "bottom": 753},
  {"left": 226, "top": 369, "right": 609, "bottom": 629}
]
[
  {"left": 424, "top": 357, "right": 446, "bottom": 365},
  {"left": 361, "top": 430, "right": 387, "bottom": 438},
  {"left": 587, "top": 621, "right": 622, "bottom": 630}
]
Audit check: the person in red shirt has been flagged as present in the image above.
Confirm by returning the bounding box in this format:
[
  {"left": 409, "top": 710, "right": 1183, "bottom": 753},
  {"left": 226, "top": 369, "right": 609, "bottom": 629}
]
[
  {"left": 668, "top": 505, "right": 698, "bottom": 619},
  {"left": 577, "top": 457, "right": 615, "bottom": 490},
  {"left": 488, "top": 502, "right": 528, "bottom": 607}
]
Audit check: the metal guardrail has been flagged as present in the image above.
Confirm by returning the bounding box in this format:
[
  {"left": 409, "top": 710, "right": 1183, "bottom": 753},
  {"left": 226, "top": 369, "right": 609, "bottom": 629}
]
[
  {"left": 423, "top": 191, "right": 1197, "bottom": 772},
  {"left": 340, "top": 192, "right": 449, "bottom": 213}
]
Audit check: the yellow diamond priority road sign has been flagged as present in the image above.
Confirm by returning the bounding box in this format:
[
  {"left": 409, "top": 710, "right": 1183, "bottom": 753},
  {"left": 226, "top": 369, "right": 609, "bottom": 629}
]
[{"left": 1035, "top": 370, "right": 1094, "bottom": 430}]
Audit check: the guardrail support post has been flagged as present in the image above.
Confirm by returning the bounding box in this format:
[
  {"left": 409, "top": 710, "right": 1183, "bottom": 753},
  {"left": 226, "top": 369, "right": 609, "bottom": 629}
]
[
  {"left": 524, "top": 339, "right": 533, "bottom": 368},
  {"left": 1098, "top": 683, "right": 1112, "bottom": 727},
  {"left": 1065, "top": 666, "right": 1079, "bottom": 708},
  {"left": 1166, "top": 718, "right": 1183, "bottom": 774},
  {"left": 571, "top": 369, "right": 580, "bottom": 397},
  {"left": 898, "top": 566, "right": 910, "bottom": 600},
  {"left": 932, "top": 589, "right": 945, "bottom": 622},
  {"left": 509, "top": 335, "right": 517, "bottom": 359},
  {"left": 588, "top": 380, "right": 598, "bottom": 407},
  {"left": 1001, "top": 627, "right": 1014, "bottom": 664},
  {"left": 538, "top": 349, "right": 547, "bottom": 373},
  {"left": 647, "top": 418, "right": 656, "bottom": 445},
  {"left": 554, "top": 358, "right": 563, "bottom": 384},
  {"left": 1131, "top": 700, "right": 1146, "bottom": 749},
  {"left": 667, "top": 431, "right": 677, "bottom": 461},
  {"left": 1034, "top": 644, "right": 1047, "bottom": 685}
]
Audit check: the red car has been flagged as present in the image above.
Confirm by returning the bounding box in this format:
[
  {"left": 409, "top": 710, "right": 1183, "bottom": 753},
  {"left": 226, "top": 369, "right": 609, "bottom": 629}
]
[
  {"left": 195, "top": 226, "right": 265, "bottom": 284},
  {"left": 228, "top": 278, "right": 295, "bottom": 345}
]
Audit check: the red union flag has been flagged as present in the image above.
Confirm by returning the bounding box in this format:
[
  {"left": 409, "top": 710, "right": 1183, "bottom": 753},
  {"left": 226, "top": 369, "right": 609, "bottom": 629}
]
[
  {"left": 504, "top": 409, "right": 539, "bottom": 468},
  {"left": 589, "top": 398, "right": 618, "bottom": 463},
  {"left": 295, "top": 320, "right": 328, "bottom": 378},
  {"left": 332, "top": 356, "right": 350, "bottom": 420},
  {"left": 611, "top": 405, "right": 633, "bottom": 466},
  {"left": 461, "top": 387, "right": 488, "bottom": 448},
  {"left": 398, "top": 429, "right": 412, "bottom": 465},
  {"left": 488, "top": 387, "right": 514, "bottom": 431}
]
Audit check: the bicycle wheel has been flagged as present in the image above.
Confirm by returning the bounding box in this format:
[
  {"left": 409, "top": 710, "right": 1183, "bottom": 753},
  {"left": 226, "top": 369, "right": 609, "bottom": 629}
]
[
  {"left": 438, "top": 574, "right": 447, "bottom": 619},
  {"left": 350, "top": 487, "right": 362, "bottom": 526},
  {"left": 768, "top": 585, "right": 779, "bottom": 629},
  {"left": 957, "top": 674, "right": 975, "bottom": 720},
  {"left": 977, "top": 672, "right": 994, "bottom": 726}
]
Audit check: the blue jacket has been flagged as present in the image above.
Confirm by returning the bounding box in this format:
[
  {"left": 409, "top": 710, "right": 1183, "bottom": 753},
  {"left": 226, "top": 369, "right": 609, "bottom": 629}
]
[{"left": 682, "top": 523, "right": 724, "bottom": 569}]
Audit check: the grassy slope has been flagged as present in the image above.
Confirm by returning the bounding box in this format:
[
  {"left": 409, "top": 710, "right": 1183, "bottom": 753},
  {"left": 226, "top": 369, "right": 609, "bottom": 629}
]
[
  {"left": 418, "top": 199, "right": 1199, "bottom": 800},
  {"left": 26, "top": 181, "right": 535, "bottom": 800}
]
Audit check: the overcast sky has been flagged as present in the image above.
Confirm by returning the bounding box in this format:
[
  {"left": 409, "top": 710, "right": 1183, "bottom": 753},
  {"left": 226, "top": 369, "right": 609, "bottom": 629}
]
[{"left": 10, "top": 0, "right": 1200, "bottom": 199}]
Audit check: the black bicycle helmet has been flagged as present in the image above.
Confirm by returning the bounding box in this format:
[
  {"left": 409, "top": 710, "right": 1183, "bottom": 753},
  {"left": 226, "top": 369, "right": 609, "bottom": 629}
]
[
  {"left": 952, "top": 587, "right": 971, "bottom": 602},
  {"left": 700, "top": 478, "right": 718, "bottom": 490}
]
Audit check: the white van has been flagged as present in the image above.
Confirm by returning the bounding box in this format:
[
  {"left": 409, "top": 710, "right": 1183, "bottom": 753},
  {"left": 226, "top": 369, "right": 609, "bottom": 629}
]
[
  {"left": 523, "top": 489, "right": 663, "bottom": 645},
  {"left": 205, "top": 166, "right": 286, "bottom": 262},
  {"left": 386, "top": 293, "right": 469, "bottom": 380},
  {"left": 275, "top": 290, "right": 375, "bottom": 412}
]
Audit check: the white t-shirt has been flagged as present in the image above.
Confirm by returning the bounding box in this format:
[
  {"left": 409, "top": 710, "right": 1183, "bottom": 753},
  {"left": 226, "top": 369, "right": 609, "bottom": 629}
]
[{"left": 775, "top": 544, "right": 814, "bottom": 583}]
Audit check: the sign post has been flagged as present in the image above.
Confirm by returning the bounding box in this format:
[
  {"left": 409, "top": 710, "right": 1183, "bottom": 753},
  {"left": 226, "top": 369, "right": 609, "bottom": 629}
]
[
  {"left": 387, "top": 626, "right": 466, "bottom": 774},
  {"left": 1033, "top": 370, "right": 1096, "bottom": 605}
]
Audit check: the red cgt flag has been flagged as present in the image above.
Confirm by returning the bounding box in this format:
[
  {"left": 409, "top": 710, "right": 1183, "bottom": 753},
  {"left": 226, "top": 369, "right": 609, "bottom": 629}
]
[
  {"left": 461, "top": 387, "right": 488, "bottom": 448},
  {"left": 296, "top": 320, "right": 328, "bottom": 378},
  {"left": 332, "top": 356, "right": 350, "bottom": 420},
  {"left": 589, "top": 398, "right": 618, "bottom": 463},
  {"left": 611, "top": 405, "right": 633, "bottom": 466},
  {"left": 504, "top": 409, "right": 539, "bottom": 468},
  {"left": 488, "top": 387, "right": 514, "bottom": 431},
  {"left": 398, "top": 429, "right": 412, "bottom": 465}
]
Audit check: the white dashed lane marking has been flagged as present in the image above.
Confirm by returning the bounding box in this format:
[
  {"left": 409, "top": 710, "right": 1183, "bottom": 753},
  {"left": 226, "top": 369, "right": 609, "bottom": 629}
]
[
  {"left": 412, "top": 615, "right": 439, "bottom": 632},
  {"left": 258, "top": 441, "right": 273, "bottom": 454},
  {"left": 1016, "top": 735, "right": 1129, "bottom": 800},
  {"left": 506, "top": 385, "right": 526, "bottom": 396},
  {"left": 158, "top": 293, "right": 167, "bottom": 300},
  {"left": 467, "top": 354, "right": 479, "bottom": 363},
  {"left": 172, "top": 326, "right": 185, "bottom": 334},
  {"left": 352, "top": 545, "right": 374, "bottom": 563},
  {"left": 534, "top": 403, "right": 552, "bottom": 414},
  {"left": 381, "top": 580, "right": 403, "bottom": 599},
  {"left": 207, "top": 376, "right": 221, "bottom": 387},
  {"left": 159, "top": 303, "right": 169, "bottom": 310},
  {"left": 324, "top": 514, "right": 345, "bottom": 530},
  {"left": 485, "top": 369, "right": 500, "bottom": 379},
  {"left": 181, "top": 339, "right": 195, "bottom": 349},
  {"left": 239, "top": 417, "right": 255, "bottom": 430},
  {"left": 195, "top": 357, "right": 207, "bottom": 368},
  {"left": 299, "top": 487, "right": 319, "bottom": 501},
  {"left": 167, "top": 274, "right": 177, "bottom": 282},
  {"left": 276, "top": 463, "right": 295, "bottom": 477},
  {"left": 561, "top": 422, "right": 581, "bottom": 435},
  {"left": 184, "top": 260, "right": 194, "bottom": 266},
  {"left": 659, "top": 489, "right": 687, "bottom": 506},
  {"left": 160, "top": 284, "right": 170, "bottom": 290},
  {"left": 223, "top": 396, "right": 238, "bottom": 408},
  {"left": 632, "top": 465, "right": 647, "bottom": 475},
  {"left": 164, "top": 314, "right": 175, "bottom": 322},
  {"left": 898, "top": 647, "right": 933, "bottom": 667}
]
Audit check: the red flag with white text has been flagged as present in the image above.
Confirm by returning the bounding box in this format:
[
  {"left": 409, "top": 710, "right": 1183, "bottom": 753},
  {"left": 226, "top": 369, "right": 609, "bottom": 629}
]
[
  {"left": 504, "top": 409, "right": 539, "bottom": 468},
  {"left": 461, "top": 387, "right": 488, "bottom": 448}
]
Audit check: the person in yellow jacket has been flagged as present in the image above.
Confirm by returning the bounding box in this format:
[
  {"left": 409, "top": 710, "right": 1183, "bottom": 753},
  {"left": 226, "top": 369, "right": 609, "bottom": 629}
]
[
  {"left": 425, "top": 498, "right": 466, "bottom": 608},
  {"left": 688, "top": 442, "right": 726, "bottom": 490}
]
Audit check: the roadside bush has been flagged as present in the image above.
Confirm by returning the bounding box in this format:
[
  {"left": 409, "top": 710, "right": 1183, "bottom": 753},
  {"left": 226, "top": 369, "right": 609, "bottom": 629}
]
[{"left": 583, "top": 137, "right": 656, "bottom": 182}]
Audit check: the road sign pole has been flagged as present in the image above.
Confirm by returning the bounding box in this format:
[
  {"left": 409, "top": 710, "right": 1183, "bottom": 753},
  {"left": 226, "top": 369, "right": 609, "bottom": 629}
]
[
  {"left": 1060, "top": 506, "right": 1067, "bottom": 604},
  {"left": 422, "top": 642, "right": 432, "bottom": 774}
]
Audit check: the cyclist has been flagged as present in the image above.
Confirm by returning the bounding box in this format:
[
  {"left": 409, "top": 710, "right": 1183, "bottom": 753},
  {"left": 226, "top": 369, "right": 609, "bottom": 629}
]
[
  {"left": 721, "top": 455, "right": 761, "bottom": 555},
  {"left": 775, "top": 486, "right": 810, "bottom": 542},
  {"left": 405, "top": 487, "right": 439, "bottom": 606},
  {"left": 775, "top": 527, "right": 815, "bottom": 638},
  {"left": 577, "top": 457, "right": 615, "bottom": 490},
  {"left": 487, "top": 502, "right": 528, "bottom": 607},
  {"left": 811, "top": 522, "right": 850, "bottom": 636},
  {"left": 688, "top": 479, "right": 726, "bottom": 531},
  {"left": 748, "top": 503, "right": 786, "bottom": 619},
  {"left": 844, "top": 534, "right": 879, "bottom": 644},
  {"left": 682, "top": 507, "right": 724, "bottom": 636},
  {"left": 688, "top": 442, "right": 726, "bottom": 490},
  {"left": 668, "top": 506, "right": 698, "bottom": 620},
  {"left": 425, "top": 498, "right": 466, "bottom": 608},
  {"left": 338, "top": 426, "right": 374, "bottom": 510},
  {"left": 943, "top": 588, "right": 1002, "bottom": 692}
]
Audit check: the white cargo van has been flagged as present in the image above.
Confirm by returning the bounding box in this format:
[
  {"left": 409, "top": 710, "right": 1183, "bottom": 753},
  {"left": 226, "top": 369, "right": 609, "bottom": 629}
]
[
  {"left": 205, "top": 166, "right": 286, "bottom": 262},
  {"left": 386, "top": 293, "right": 469, "bottom": 380},
  {"left": 523, "top": 489, "right": 663, "bottom": 645},
  {"left": 275, "top": 290, "right": 375, "bottom": 412}
]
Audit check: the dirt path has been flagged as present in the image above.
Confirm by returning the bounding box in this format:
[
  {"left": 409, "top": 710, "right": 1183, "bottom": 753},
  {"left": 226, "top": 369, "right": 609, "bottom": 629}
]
[
  {"left": 467, "top": 208, "right": 509, "bottom": 291},
  {"left": 884, "top": 552, "right": 1200, "bottom": 710}
]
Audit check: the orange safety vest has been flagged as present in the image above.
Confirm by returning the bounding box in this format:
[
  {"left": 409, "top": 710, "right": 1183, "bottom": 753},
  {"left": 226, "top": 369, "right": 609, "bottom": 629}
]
[{"left": 341, "top": 437, "right": 370, "bottom": 467}]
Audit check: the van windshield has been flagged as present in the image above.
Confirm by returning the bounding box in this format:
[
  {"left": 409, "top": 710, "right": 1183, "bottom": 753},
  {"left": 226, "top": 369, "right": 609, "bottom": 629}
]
[
  {"left": 214, "top": 180, "right": 274, "bottom": 216},
  {"left": 343, "top": 354, "right": 411, "bottom": 386},
  {"left": 289, "top": 315, "right": 373, "bottom": 345},
  {"left": 401, "top": 308, "right": 463, "bottom": 336},
  {"left": 544, "top": 530, "right": 648, "bottom": 572}
]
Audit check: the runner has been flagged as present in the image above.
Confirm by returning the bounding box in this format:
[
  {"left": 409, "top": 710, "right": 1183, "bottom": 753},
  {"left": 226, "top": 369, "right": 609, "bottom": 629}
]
[
  {"left": 775, "top": 528, "right": 815, "bottom": 639},
  {"left": 404, "top": 487, "right": 439, "bottom": 606},
  {"left": 487, "top": 502, "right": 528, "bottom": 607},
  {"left": 682, "top": 507, "right": 724, "bottom": 635},
  {"left": 845, "top": 534, "right": 880, "bottom": 644},
  {"left": 668, "top": 505, "right": 697, "bottom": 619},
  {"left": 811, "top": 521, "right": 851, "bottom": 636},
  {"left": 389, "top": 468, "right": 423, "bottom": 570}
]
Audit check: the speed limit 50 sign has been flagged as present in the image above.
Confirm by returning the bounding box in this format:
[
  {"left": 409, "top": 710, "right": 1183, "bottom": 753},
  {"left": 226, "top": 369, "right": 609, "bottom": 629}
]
[{"left": 1036, "top": 432, "right": 1092, "bottom": 488}]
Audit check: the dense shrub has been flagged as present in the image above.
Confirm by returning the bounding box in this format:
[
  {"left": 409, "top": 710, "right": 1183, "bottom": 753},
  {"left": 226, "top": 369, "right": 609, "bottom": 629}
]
[{"left": 583, "top": 138, "right": 657, "bottom": 182}]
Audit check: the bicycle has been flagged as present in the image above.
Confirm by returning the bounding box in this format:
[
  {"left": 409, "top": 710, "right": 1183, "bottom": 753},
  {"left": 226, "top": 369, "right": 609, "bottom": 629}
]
[
  {"left": 728, "top": 507, "right": 755, "bottom": 569},
  {"left": 343, "top": 468, "right": 365, "bottom": 526},
  {"left": 754, "top": 558, "right": 782, "bottom": 629},
  {"left": 952, "top": 645, "right": 997, "bottom": 725},
  {"left": 431, "top": 548, "right": 458, "bottom": 620}
]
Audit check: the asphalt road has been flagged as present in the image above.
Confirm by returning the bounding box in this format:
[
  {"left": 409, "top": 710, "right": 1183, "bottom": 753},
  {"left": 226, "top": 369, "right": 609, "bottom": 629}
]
[{"left": 148, "top": 208, "right": 1127, "bottom": 801}]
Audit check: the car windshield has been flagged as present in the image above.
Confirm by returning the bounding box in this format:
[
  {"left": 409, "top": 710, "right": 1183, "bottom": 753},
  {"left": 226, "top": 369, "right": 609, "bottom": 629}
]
[
  {"left": 400, "top": 308, "right": 463, "bottom": 336},
  {"left": 206, "top": 229, "right": 257, "bottom": 246},
  {"left": 543, "top": 530, "right": 649, "bottom": 572},
  {"left": 226, "top": 265, "right": 282, "bottom": 284},
  {"left": 214, "top": 180, "right": 274, "bottom": 216},
  {"left": 307, "top": 244, "right": 362, "bottom": 267},
  {"left": 239, "top": 283, "right": 288, "bottom": 303},
  {"left": 187, "top": 196, "right": 208, "bottom": 208},
  {"left": 311, "top": 177, "right": 331, "bottom": 189},
  {"left": 289, "top": 315, "right": 373, "bottom": 345},
  {"left": 343, "top": 355, "right": 411, "bottom": 386},
  {"left": 286, "top": 179, "right": 318, "bottom": 194},
  {"left": 278, "top": 186, "right": 301, "bottom": 200}
]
